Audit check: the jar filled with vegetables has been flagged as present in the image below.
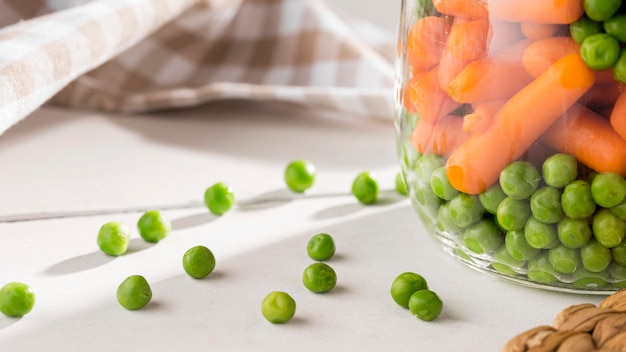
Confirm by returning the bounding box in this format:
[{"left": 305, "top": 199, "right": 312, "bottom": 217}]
[{"left": 395, "top": 0, "right": 626, "bottom": 293}]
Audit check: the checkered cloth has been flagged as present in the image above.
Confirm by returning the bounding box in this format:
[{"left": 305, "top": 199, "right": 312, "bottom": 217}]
[{"left": 0, "top": 0, "right": 395, "bottom": 135}]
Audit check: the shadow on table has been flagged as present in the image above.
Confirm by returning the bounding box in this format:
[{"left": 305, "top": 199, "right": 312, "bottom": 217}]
[
  {"left": 0, "top": 316, "right": 19, "bottom": 330},
  {"left": 44, "top": 250, "right": 115, "bottom": 275},
  {"left": 171, "top": 212, "right": 217, "bottom": 230},
  {"left": 236, "top": 189, "right": 349, "bottom": 212},
  {"left": 44, "top": 238, "right": 156, "bottom": 275},
  {"left": 313, "top": 190, "right": 407, "bottom": 220}
]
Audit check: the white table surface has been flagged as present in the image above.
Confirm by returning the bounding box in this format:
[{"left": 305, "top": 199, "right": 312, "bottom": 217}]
[{"left": 0, "top": 2, "right": 608, "bottom": 351}]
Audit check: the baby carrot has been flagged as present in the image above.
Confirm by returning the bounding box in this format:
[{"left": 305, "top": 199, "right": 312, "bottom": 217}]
[
  {"left": 431, "top": 0, "right": 488, "bottom": 20},
  {"left": 438, "top": 18, "right": 490, "bottom": 90},
  {"left": 408, "top": 65, "right": 462, "bottom": 123},
  {"left": 542, "top": 104, "right": 626, "bottom": 176},
  {"left": 407, "top": 16, "right": 451, "bottom": 71},
  {"left": 520, "top": 23, "right": 566, "bottom": 40},
  {"left": 523, "top": 37, "right": 616, "bottom": 83},
  {"left": 610, "top": 90, "right": 626, "bottom": 141},
  {"left": 446, "top": 54, "right": 595, "bottom": 194},
  {"left": 446, "top": 56, "right": 533, "bottom": 104},
  {"left": 445, "top": 18, "right": 490, "bottom": 62},
  {"left": 411, "top": 115, "right": 467, "bottom": 157},
  {"left": 487, "top": 0, "right": 584, "bottom": 24},
  {"left": 522, "top": 36, "right": 579, "bottom": 78},
  {"left": 463, "top": 100, "right": 506, "bottom": 134}
]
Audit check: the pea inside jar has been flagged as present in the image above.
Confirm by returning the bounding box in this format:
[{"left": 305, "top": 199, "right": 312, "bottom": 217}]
[{"left": 395, "top": 0, "right": 626, "bottom": 292}]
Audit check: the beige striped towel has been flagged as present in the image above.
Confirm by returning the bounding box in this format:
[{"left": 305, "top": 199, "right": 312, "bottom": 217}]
[{"left": 0, "top": 0, "right": 396, "bottom": 135}]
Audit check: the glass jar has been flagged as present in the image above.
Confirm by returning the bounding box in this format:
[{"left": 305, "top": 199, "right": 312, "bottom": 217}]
[{"left": 394, "top": 0, "right": 626, "bottom": 293}]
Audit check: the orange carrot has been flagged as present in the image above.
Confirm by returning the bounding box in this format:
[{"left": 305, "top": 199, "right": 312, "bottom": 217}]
[
  {"left": 520, "top": 22, "right": 566, "bottom": 40},
  {"left": 542, "top": 104, "right": 626, "bottom": 176},
  {"left": 446, "top": 53, "right": 595, "bottom": 194},
  {"left": 403, "top": 70, "right": 429, "bottom": 113},
  {"left": 446, "top": 56, "right": 533, "bottom": 104},
  {"left": 407, "top": 65, "right": 462, "bottom": 123},
  {"left": 610, "top": 90, "right": 626, "bottom": 141},
  {"left": 438, "top": 18, "right": 490, "bottom": 90},
  {"left": 488, "top": 0, "right": 584, "bottom": 24},
  {"left": 407, "top": 16, "right": 451, "bottom": 70},
  {"left": 432, "top": 0, "right": 488, "bottom": 20},
  {"left": 463, "top": 100, "right": 506, "bottom": 134},
  {"left": 446, "top": 18, "right": 490, "bottom": 61},
  {"left": 411, "top": 115, "right": 467, "bottom": 157},
  {"left": 523, "top": 37, "right": 616, "bottom": 83},
  {"left": 522, "top": 36, "right": 579, "bottom": 77},
  {"left": 579, "top": 82, "right": 624, "bottom": 109}
]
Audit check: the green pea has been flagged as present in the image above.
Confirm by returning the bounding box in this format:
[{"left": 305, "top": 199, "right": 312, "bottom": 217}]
[
  {"left": 561, "top": 180, "right": 596, "bottom": 219},
  {"left": 591, "top": 172, "right": 626, "bottom": 208},
  {"left": 505, "top": 230, "right": 541, "bottom": 261},
  {"left": 580, "top": 239, "right": 612, "bottom": 273},
  {"left": 525, "top": 216, "right": 559, "bottom": 249},
  {"left": 414, "top": 182, "right": 443, "bottom": 211},
  {"left": 530, "top": 186, "right": 565, "bottom": 224},
  {"left": 604, "top": 14, "right": 626, "bottom": 42},
  {"left": 492, "top": 246, "right": 525, "bottom": 276},
  {"left": 0, "top": 282, "right": 35, "bottom": 317},
  {"left": 302, "top": 263, "right": 337, "bottom": 293},
  {"left": 572, "top": 267, "right": 610, "bottom": 289},
  {"left": 614, "top": 48, "right": 626, "bottom": 84},
  {"left": 97, "top": 221, "right": 130, "bottom": 256},
  {"left": 527, "top": 255, "right": 558, "bottom": 284},
  {"left": 570, "top": 15, "right": 604, "bottom": 44},
  {"left": 261, "top": 291, "right": 296, "bottom": 324},
  {"left": 395, "top": 172, "right": 409, "bottom": 196},
  {"left": 390, "top": 272, "right": 428, "bottom": 309},
  {"left": 448, "top": 193, "right": 484, "bottom": 228},
  {"left": 352, "top": 171, "right": 379, "bottom": 204},
  {"left": 137, "top": 210, "right": 171, "bottom": 243},
  {"left": 182, "top": 245, "right": 216, "bottom": 279},
  {"left": 612, "top": 241, "right": 626, "bottom": 266},
  {"left": 204, "top": 182, "right": 235, "bottom": 215},
  {"left": 307, "top": 233, "right": 335, "bottom": 261},
  {"left": 584, "top": 0, "right": 622, "bottom": 21},
  {"left": 593, "top": 208, "right": 626, "bottom": 248},
  {"left": 414, "top": 154, "right": 444, "bottom": 182},
  {"left": 548, "top": 245, "right": 581, "bottom": 274},
  {"left": 479, "top": 183, "right": 507, "bottom": 215},
  {"left": 499, "top": 161, "right": 541, "bottom": 200},
  {"left": 430, "top": 166, "right": 459, "bottom": 200},
  {"left": 408, "top": 289, "right": 443, "bottom": 322},
  {"left": 284, "top": 160, "right": 316, "bottom": 193},
  {"left": 116, "top": 275, "right": 152, "bottom": 310},
  {"left": 462, "top": 219, "right": 503, "bottom": 255},
  {"left": 542, "top": 153, "right": 578, "bottom": 188},
  {"left": 496, "top": 197, "right": 531, "bottom": 231},
  {"left": 557, "top": 217, "right": 593, "bottom": 249},
  {"left": 580, "top": 33, "right": 621, "bottom": 70},
  {"left": 611, "top": 198, "right": 626, "bottom": 221},
  {"left": 436, "top": 202, "right": 463, "bottom": 235}
]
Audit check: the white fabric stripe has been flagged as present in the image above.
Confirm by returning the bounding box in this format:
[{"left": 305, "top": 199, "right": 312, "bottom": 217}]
[{"left": 0, "top": 0, "right": 199, "bottom": 135}]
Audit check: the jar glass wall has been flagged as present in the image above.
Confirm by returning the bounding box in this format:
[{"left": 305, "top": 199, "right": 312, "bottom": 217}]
[{"left": 394, "top": 0, "right": 626, "bottom": 294}]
